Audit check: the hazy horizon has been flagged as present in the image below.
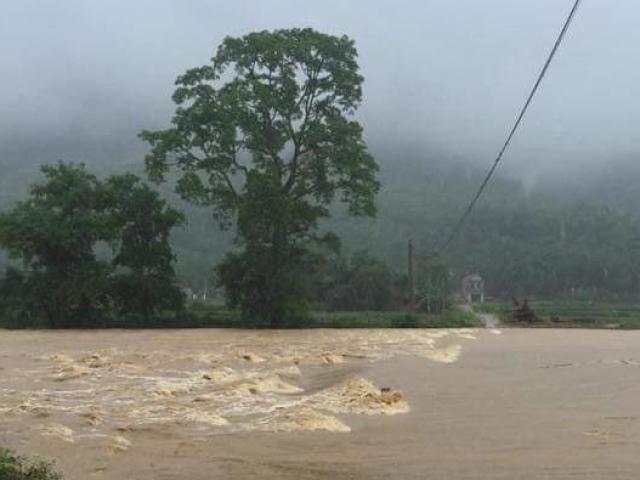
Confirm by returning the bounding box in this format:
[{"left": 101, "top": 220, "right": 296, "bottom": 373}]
[{"left": 2, "top": 1, "right": 638, "bottom": 186}]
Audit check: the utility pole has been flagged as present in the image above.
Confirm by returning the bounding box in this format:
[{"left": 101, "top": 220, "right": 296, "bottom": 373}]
[
  {"left": 203, "top": 277, "right": 208, "bottom": 302},
  {"left": 408, "top": 239, "right": 415, "bottom": 310}
]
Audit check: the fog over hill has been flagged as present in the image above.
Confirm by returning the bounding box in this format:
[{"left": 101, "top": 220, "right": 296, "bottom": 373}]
[
  {"left": 2, "top": 1, "right": 640, "bottom": 294},
  {"left": 2, "top": 1, "right": 640, "bottom": 178}
]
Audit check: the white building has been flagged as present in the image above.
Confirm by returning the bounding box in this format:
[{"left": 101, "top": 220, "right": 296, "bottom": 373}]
[{"left": 462, "top": 273, "right": 485, "bottom": 303}]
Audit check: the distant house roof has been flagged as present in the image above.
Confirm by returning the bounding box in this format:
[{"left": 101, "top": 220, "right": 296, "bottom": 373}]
[
  {"left": 462, "top": 273, "right": 483, "bottom": 281},
  {"left": 462, "top": 273, "right": 484, "bottom": 293}
]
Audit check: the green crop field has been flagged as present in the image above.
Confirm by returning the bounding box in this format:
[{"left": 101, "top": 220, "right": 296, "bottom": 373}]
[{"left": 474, "top": 300, "right": 640, "bottom": 329}]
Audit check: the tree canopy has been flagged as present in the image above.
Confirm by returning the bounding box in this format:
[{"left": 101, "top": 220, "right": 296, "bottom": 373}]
[
  {"left": 141, "top": 28, "right": 379, "bottom": 324},
  {"left": 0, "top": 163, "right": 184, "bottom": 327}
]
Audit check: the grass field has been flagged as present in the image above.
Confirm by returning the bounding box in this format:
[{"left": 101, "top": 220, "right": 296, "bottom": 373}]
[
  {"left": 474, "top": 300, "right": 640, "bottom": 329},
  {"left": 311, "top": 308, "right": 480, "bottom": 329},
  {"left": 0, "top": 305, "right": 481, "bottom": 329},
  {"left": 162, "top": 305, "right": 481, "bottom": 329}
]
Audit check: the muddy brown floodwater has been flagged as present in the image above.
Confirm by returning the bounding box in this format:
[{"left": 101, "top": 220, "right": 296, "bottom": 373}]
[{"left": 1, "top": 328, "right": 640, "bottom": 479}]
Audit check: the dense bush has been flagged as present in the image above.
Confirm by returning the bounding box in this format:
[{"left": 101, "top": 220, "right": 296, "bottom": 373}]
[
  {"left": 0, "top": 449, "right": 62, "bottom": 480},
  {"left": 313, "top": 251, "right": 396, "bottom": 311},
  {"left": 216, "top": 246, "right": 317, "bottom": 328}
]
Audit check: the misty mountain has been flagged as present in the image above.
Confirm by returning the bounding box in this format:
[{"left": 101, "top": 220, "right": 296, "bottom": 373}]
[
  {"left": 3, "top": 0, "right": 640, "bottom": 298},
  {"left": 2, "top": 134, "right": 640, "bottom": 300}
]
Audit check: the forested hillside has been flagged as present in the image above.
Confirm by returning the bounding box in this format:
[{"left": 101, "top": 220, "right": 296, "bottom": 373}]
[
  {"left": 330, "top": 146, "right": 640, "bottom": 300},
  {"left": 2, "top": 142, "right": 640, "bottom": 301}
]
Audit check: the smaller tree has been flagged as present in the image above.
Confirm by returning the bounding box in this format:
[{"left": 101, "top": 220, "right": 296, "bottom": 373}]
[
  {"left": 103, "top": 173, "right": 185, "bottom": 318},
  {"left": 415, "top": 257, "right": 452, "bottom": 313},
  {"left": 0, "top": 163, "right": 114, "bottom": 326},
  {"left": 313, "top": 251, "right": 394, "bottom": 311},
  {"left": 217, "top": 243, "right": 322, "bottom": 326}
]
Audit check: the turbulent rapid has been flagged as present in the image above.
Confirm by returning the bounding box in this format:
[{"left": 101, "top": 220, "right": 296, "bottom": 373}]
[{"left": 0, "top": 329, "right": 471, "bottom": 454}]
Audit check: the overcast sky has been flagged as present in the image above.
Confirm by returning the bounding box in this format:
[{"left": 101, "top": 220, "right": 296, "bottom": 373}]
[{"left": 1, "top": 1, "right": 637, "bottom": 181}]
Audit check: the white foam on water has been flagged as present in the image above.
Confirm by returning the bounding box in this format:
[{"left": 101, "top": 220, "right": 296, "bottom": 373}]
[
  {"left": 40, "top": 423, "right": 75, "bottom": 443},
  {"left": 3, "top": 329, "right": 476, "bottom": 437},
  {"left": 259, "top": 407, "right": 351, "bottom": 433},
  {"left": 422, "top": 344, "right": 462, "bottom": 364}
]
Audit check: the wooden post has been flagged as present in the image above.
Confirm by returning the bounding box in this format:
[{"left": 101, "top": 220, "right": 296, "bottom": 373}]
[{"left": 408, "top": 239, "right": 415, "bottom": 310}]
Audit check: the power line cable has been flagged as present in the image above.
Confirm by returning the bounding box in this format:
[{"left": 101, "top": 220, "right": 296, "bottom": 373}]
[{"left": 442, "top": 0, "right": 582, "bottom": 250}]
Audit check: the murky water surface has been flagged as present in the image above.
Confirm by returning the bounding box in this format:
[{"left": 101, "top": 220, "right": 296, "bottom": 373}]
[
  {"left": 4, "top": 328, "right": 640, "bottom": 479},
  {"left": 0, "top": 329, "right": 469, "bottom": 458}
]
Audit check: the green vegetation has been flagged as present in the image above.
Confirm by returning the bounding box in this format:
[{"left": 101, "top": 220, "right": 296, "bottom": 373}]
[
  {"left": 312, "top": 251, "right": 397, "bottom": 312},
  {"left": 349, "top": 155, "right": 640, "bottom": 302},
  {"left": 141, "top": 28, "right": 379, "bottom": 326},
  {"left": 3, "top": 28, "right": 640, "bottom": 329},
  {"left": 471, "top": 302, "right": 508, "bottom": 317},
  {"left": 312, "top": 307, "right": 479, "bottom": 329},
  {"left": 0, "top": 449, "right": 62, "bottom": 480},
  {"left": 0, "top": 163, "right": 184, "bottom": 328},
  {"left": 474, "top": 300, "right": 640, "bottom": 329},
  {"left": 0, "top": 301, "right": 478, "bottom": 330},
  {"left": 524, "top": 301, "right": 640, "bottom": 329},
  {"left": 103, "top": 173, "right": 185, "bottom": 318}
]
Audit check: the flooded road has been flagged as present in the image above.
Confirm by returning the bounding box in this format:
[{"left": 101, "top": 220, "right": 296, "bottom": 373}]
[{"left": 2, "top": 328, "right": 640, "bottom": 479}]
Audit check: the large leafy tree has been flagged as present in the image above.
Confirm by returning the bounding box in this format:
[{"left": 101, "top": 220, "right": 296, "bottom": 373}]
[{"left": 141, "top": 28, "right": 379, "bottom": 325}]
